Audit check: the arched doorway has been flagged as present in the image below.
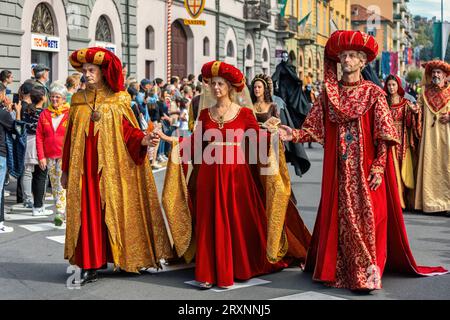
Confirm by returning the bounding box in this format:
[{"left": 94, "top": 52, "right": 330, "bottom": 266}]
[
  {"left": 289, "top": 50, "right": 297, "bottom": 66},
  {"left": 30, "top": 3, "right": 56, "bottom": 82},
  {"left": 171, "top": 20, "right": 187, "bottom": 78}
]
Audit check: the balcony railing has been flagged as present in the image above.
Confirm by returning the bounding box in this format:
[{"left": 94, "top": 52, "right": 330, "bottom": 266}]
[
  {"left": 244, "top": 1, "right": 271, "bottom": 24},
  {"left": 275, "top": 14, "right": 299, "bottom": 41},
  {"left": 297, "top": 28, "right": 315, "bottom": 45},
  {"left": 276, "top": 15, "right": 298, "bottom": 33}
]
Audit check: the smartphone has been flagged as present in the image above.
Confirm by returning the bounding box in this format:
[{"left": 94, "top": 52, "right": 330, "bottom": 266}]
[{"left": 13, "top": 93, "right": 20, "bottom": 104}]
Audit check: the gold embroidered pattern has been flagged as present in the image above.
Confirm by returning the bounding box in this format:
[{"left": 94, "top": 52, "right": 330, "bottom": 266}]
[{"left": 64, "top": 89, "right": 173, "bottom": 273}]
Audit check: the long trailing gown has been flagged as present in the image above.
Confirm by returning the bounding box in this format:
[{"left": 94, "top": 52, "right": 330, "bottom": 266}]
[
  {"left": 292, "top": 78, "right": 447, "bottom": 290},
  {"left": 163, "top": 107, "right": 311, "bottom": 287},
  {"left": 388, "top": 97, "right": 421, "bottom": 210}
]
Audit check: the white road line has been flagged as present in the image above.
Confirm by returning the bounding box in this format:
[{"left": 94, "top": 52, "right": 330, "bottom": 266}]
[
  {"left": 8, "top": 203, "right": 53, "bottom": 214},
  {"left": 271, "top": 291, "right": 347, "bottom": 300},
  {"left": 5, "top": 213, "right": 48, "bottom": 221},
  {"left": 185, "top": 278, "right": 271, "bottom": 292},
  {"left": 19, "top": 223, "right": 59, "bottom": 232},
  {"left": 152, "top": 167, "right": 167, "bottom": 174},
  {"left": 46, "top": 235, "right": 66, "bottom": 244}
]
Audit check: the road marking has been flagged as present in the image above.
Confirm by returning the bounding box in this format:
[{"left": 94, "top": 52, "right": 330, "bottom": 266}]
[
  {"left": 5, "top": 213, "right": 48, "bottom": 221},
  {"left": 46, "top": 235, "right": 65, "bottom": 244},
  {"left": 8, "top": 203, "right": 53, "bottom": 214},
  {"left": 152, "top": 167, "right": 167, "bottom": 174},
  {"left": 19, "top": 223, "right": 59, "bottom": 232},
  {"left": 143, "top": 263, "right": 195, "bottom": 273},
  {"left": 271, "top": 291, "right": 347, "bottom": 300},
  {"left": 185, "top": 278, "right": 271, "bottom": 292}
]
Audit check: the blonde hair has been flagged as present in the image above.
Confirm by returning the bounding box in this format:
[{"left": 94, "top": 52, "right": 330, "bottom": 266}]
[{"left": 65, "top": 75, "right": 80, "bottom": 90}]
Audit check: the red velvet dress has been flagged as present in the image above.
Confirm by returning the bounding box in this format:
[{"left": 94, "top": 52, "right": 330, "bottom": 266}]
[
  {"left": 187, "top": 107, "right": 288, "bottom": 287},
  {"left": 62, "top": 118, "right": 147, "bottom": 270}
]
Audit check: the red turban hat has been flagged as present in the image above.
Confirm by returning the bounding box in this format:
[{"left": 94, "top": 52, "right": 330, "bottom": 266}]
[
  {"left": 69, "top": 47, "right": 125, "bottom": 92},
  {"left": 325, "top": 30, "right": 379, "bottom": 63},
  {"left": 422, "top": 60, "right": 450, "bottom": 77},
  {"left": 201, "top": 61, "right": 246, "bottom": 92}
]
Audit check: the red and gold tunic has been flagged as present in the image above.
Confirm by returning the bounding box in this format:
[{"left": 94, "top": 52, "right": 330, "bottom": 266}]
[
  {"left": 388, "top": 98, "right": 421, "bottom": 208},
  {"left": 292, "top": 79, "right": 447, "bottom": 290},
  {"left": 62, "top": 87, "right": 173, "bottom": 272}
]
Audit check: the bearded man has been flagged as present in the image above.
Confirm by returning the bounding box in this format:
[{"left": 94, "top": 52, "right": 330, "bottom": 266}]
[
  {"left": 414, "top": 60, "right": 450, "bottom": 215},
  {"left": 279, "top": 31, "right": 448, "bottom": 291},
  {"left": 63, "top": 47, "right": 173, "bottom": 286}
]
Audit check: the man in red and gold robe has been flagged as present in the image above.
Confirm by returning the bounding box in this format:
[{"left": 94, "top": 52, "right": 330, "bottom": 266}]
[
  {"left": 415, "top": 60, "right": 450, "bottom": 215},
  {"left": 280, "top": 31, "right": 447, "bottom": 291},
  {"left": 63, "top": 48, "right": 173, "bottom": 286}
]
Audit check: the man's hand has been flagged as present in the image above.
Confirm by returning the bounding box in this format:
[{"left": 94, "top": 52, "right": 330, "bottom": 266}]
[
  {"left": 408, "top": 103, "right": 420, "bottom": 114},
  {"left": 368, "top": 172, "right": 383, "bottom": 191},
  {"left": 279, "top": 125, "right": 294, "bottom": 142},
  {"left": 439, "top": 113, "right": 450, "bottom": 124},
  {"left": 61, "top": 172, "right": 68, "bottom": 190},
  {"left": 141, "top": 132, "right": 160, "bottom": 147},
  {"left": 39, "top": 158, "right": 47, "bottom": 171}
]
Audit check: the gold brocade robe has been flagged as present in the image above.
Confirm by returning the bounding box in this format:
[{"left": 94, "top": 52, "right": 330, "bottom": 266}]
[
  {"left": 64, "top": 88, "right": 173, "bottom": 272},
  {"left": 415, "top": 86, "right": 450, "bottom": 213}
]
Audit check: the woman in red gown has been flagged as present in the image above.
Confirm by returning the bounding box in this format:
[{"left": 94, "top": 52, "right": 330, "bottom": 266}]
[
  {"left": 159, "top": 61, "right": 311, "bottom": 289},
  {"left": 384, "top": 74, "right": 421, "bottom": 210}
]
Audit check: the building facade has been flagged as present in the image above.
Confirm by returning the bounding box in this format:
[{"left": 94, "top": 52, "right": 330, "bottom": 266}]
[
  {"left": 0, "top": 0, "right": 138, "bottom": 92},
  {"left": 352, "top": 0, "right": 415, "bottom": 76},
  {"left": 0, "top": 0, "right": 290, "bottom": 91}
]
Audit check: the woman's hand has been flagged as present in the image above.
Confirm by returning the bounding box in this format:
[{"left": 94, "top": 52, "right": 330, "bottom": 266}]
[
  {"left": 141, "top": 132, "right": 160, "bottom": 147},
  {"left": 61, "top": 172, "right": 68, "bottom": 189},
  {"left": 155, "top": 129, "right": 176, "bottom": 143}
]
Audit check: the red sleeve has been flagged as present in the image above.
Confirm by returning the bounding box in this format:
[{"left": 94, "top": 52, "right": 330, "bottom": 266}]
[
  {"left": 293, "top": 93, "right": 325, "bottom": 144},
  {"left": 370, "top": 141, "right": 388, "bottom": 175},
  {"left": 61, "top": 121, "right": 72, "bottom": 173},
  {"left": 35, "top": 114, "right": 45, "bottom": 161},
  {"left": 122, "top": 117, "right": 148, "bottom": 165}
]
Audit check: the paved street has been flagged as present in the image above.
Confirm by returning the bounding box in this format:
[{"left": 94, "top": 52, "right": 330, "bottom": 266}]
[{"left": 0, "top": 144, "right": 449, "bottom": 300}]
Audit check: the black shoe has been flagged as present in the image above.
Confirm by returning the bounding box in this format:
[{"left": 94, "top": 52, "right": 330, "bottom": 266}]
[{"left": 73, "top": 269, "right": 98, "bottom": 286}]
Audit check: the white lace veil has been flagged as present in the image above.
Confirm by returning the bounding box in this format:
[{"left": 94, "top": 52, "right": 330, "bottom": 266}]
[{"left": 195, "top": 77, "right": 255, "bottom": 128}]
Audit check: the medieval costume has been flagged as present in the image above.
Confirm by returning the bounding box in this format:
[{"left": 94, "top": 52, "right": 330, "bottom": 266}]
[
  {"left": 415, "top": 60, "right": 450, "bottom": 214},
  {"left": 384, "top": 75, "right": 422, "bottom": 210},
  {"left": 162, "top": 61, "right": 311, "bottom": 288},
  {"left": 272, "top": 54, "right": 311, "bottom": 176},
  {"left": 290, "top": 31, "right": 447, "bottom": 290},
  {"left": 63, "top": 48, "right": 173, "bottom": 277},
  {"left": 250, "top": 74, "right": 280, "bottom": 127}
]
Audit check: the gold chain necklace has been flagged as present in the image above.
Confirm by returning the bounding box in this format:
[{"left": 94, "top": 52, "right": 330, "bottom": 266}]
[
  {"left": 213, "top": 101, "right": 233, "bottom": 129},
  {"left": 255, "top": 101, "right": 265, "bottom": 112},
  {"left": 83, "top": 87, "right": 113, "bottom": 122}
]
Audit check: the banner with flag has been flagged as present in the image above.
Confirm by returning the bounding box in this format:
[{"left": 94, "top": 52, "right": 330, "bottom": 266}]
[
  {"left": 298, "top": 12, "right": 311, "bottom": 27},
  {"left": 279, "top": 0, "right": 288, "bottom": 18},
  {"left": 433, "top": 22, "right": 450, "bottom": 60}
]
